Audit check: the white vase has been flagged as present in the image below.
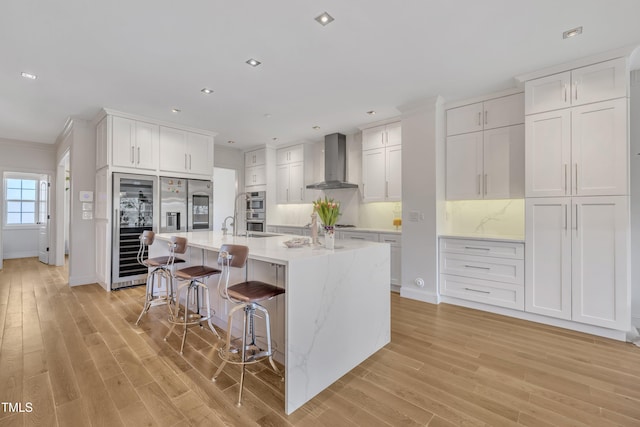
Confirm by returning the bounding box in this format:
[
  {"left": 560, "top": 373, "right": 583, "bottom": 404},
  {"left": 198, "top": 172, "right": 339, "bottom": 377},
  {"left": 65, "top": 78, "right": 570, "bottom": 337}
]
[{"left": 324, "top": 227, "right": 335, "bottom": 250}]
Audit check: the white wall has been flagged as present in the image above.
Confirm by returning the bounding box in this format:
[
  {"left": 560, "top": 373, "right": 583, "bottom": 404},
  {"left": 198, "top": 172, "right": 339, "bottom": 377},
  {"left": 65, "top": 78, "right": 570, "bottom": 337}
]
[
  {"left": 55, "top": 118, "right": 97, "bottom": 286},
  {"left": 630, "top": 70, "right": 640, "bottom": 327},
  {"left": 398, "top": 97, "right": 445, "bottom": 303},
  {"left": 0, "top": 138, "right": 56, "bottom": 266}
]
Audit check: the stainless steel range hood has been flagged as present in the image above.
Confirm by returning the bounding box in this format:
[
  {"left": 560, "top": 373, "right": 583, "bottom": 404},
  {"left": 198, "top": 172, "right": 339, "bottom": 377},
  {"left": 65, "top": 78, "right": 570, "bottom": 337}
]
[{"left": 306, "top": 133, "right": 359, "bottom": 190}]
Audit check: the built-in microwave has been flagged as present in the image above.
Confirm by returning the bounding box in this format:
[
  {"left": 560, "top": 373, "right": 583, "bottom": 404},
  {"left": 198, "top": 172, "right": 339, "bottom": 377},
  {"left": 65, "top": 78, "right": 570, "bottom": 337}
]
[
  {"left": 246, "top": 220, "right": 265, "bottom": 232},
  {"left": 246, "top": 191, "right": 265, "bottom": 212}
]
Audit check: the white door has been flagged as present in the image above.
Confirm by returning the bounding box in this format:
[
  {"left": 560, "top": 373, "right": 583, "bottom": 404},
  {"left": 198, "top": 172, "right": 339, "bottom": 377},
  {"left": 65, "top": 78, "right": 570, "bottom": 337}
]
[
  {"left": 445, "top": 132, "right": 483, "bottom": 200},
  {"left": 525, "top": 197, "right": 571, "bottom": 319},
  {"left": 571, "top": 196, "right": 629, "bottom": 329},
  {"left": 288, "top": 162, "right": 304, "bottom": 203},
  {"left": 571, "top": 58, "right": 627, "bottom": 106},
  {"left": 159, "top": 126, "right": 187, "bottom": 173},
  {"left": 362, "top": 125, "right": 386, "bottom": 150},
  {"left": 111, "top": 116, "right": 135, "bottom": 167},
  {"left": 362, "top": 148, "right": 386, "bottom": 201},
  {"left": 276, "top": 164, "right": 290, "bottom": 203},
  {"left": 187, "top": 132, "right": 214, "bottom": 176},
  {"left": 38, "top": 175, "right": 50, "bottom": 264},
  {"left": 134, "top": 121, "right": 158, "bottom": 171},
  {"left": 446, "top": 102, "right": 484, "bottom": 136},
  {"left": 525, "top": 109, "right": 571, "bottom": 197},
  {"left": 571, "top": 98, "right": 628, "bottom": 196},
  {"left": 483, "top": 124, "right": 525, "bottom": 199},
  {"left": 483, "top": 92, "right": 524, "bottom": 130}
]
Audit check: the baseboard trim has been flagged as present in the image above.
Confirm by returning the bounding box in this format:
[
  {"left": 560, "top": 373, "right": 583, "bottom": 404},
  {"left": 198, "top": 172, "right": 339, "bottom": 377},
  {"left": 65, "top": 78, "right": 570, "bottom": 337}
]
[
  {"left": 440, "top": 296, "right": 628, "bottom": 341},
  {"left": 68, "top": 275, "right": 98, "bottom": 287},
  {"left": 4, "top": 251, "right": 38, "bottom": 259},
  {"left": 400, "top": 287, "right": 439, "bottom": 304}
]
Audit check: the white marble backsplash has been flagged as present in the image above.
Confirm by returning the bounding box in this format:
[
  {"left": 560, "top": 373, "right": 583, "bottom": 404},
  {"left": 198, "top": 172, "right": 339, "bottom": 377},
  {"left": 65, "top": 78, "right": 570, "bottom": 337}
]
[{"left": 443, "top": 199, "right": 525, "bottom": 239}]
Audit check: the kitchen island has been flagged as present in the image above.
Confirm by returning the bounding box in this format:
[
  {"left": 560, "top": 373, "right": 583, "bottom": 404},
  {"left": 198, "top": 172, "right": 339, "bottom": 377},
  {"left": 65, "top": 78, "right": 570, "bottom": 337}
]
[{"left": 150, "top": 231, "right": 391, "bottom": 414}]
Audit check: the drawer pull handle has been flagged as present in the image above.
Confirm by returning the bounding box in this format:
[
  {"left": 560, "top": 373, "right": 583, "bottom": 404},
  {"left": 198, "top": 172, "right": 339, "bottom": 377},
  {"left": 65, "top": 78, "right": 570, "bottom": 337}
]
[
  {"left": 464, "top": 265, "right": 491, "bottom": 270},
  {"left": 465, "top": 288, "right": 490, "bottom": 294},
  {"left": 350, "top": 236, "right": 365, "bottom": 240},
  {"left": 464, "top": 246, "right": 490, "bottom": 251}
]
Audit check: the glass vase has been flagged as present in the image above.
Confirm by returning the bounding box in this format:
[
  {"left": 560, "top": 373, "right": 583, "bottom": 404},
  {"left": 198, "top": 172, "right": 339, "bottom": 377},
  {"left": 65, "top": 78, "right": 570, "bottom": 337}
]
[{"left": 324, "top": 226, "right": 335, "bottom": 250}]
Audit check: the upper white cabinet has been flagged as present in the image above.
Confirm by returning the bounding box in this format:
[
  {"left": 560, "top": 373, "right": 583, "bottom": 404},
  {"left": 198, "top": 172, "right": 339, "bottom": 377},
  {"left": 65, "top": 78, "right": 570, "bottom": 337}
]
[
  {"left": 525, "top": 98, "right": 627, "bottom": 197},
  {"left": 276, "top": 144, "right": 307, "bottom": 204},
  {"left": 446, "top": 92, "right": 524, "bottom": 200},
  {"left": 525, "top": 196, "right": 629, "bottom": 330},
  {"left": 112, "top": 117, "right": 158, "bottom": 171},
  {"left": 525, "top": 57, "right": 627, "bottom": 115},
  {"left": 159, "top": 126, "right": 214, "bottom": 177},
  {"left": 245, "top": 148, "right": 267, "bottom": 187},
  {"left": 362, "top": 122, "right": 401, "bottom": 150},
  {"left": 446, "top": 93, "right": 524, "bottom": 136},
  {"left": 361, "top": 122, "right": 402, "bottom": 202}
]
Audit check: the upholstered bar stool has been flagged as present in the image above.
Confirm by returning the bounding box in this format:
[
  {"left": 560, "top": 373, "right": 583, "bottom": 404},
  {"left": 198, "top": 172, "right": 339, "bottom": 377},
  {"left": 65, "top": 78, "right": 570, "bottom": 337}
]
[
  {"left": 212, "top": 244, "right": 285, "bottom": 406},
  {"left": 135, "top": 230, "right": 185, "bottom": 325},
  {"left": 164, "top": 237, "right": 221, "bottom": 354}
]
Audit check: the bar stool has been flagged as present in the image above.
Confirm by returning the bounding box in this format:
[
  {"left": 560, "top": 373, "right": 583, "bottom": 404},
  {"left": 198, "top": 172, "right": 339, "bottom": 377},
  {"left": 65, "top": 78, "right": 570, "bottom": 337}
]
[
  {"left": 135, "top": 230, "right": 185, "bottom": 325},
  {"left": 164, "top": 237, "right": 221, "bottom": 354},
  {"left": 212, "top": 244, "right": 285, "bottom": 407}
]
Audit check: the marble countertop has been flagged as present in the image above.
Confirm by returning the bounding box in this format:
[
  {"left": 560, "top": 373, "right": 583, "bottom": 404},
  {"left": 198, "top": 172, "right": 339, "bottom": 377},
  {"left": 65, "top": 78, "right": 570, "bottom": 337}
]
[
  {"left": 269, "top": 224, "right": 402, "bottom": 235},
  {"left": 439, "top": 233, "right": 525, "bottom": 243},
  {"left": 155, "top": 230, "right": 388, "bottom": 265}
]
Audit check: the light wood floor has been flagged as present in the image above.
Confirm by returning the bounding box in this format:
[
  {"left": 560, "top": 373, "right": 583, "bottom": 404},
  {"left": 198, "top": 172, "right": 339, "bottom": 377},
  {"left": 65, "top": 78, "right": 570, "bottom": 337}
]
[{"left": 1, "top": 258, "right": 640, "bottom": 426}]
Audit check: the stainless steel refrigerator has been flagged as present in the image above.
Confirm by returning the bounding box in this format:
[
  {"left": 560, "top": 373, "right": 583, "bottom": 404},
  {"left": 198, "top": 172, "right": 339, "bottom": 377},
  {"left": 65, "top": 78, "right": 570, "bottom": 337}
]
[
  {"left": 159, "top": 177, "right": 213, "bottom": 233},
  {"left": 112, "top": 173, "right": 158, "bottom": 290}
]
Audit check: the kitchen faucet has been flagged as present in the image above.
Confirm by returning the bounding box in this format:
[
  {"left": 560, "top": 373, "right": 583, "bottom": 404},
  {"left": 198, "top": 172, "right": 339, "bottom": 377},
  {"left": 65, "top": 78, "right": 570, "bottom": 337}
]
[
  {"left": 221, "top": 216, "right": 234, "bottom": 236},
  {"left": 233, "top": 192, "right": 249, "bottom": 236}
]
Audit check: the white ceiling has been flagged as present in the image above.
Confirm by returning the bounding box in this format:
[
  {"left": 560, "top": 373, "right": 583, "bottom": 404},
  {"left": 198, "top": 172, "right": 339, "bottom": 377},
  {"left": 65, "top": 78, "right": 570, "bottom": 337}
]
[{"left": 2, "top": 0, "right": 640, "bottom": 149}]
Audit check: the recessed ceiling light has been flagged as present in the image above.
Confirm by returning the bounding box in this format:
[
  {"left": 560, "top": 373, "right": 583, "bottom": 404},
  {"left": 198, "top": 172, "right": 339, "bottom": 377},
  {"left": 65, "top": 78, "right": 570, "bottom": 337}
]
[
  {"left": 366, "top": 110, "right": 376, "bottom": 115},
  {"left": 264, "top": 113, "right": 272, "bottom": 118},
  {"left": 315, "top": 12, "right": 334, "bottom": 26},
  {"left": 563, "top": 26, "right": 583, "bottom": 39},
  {"left": 201, "top": 88, "right": 213, "bottom": 94},
  {"left": 312, "top": 126, "right": 321, "bottom": 130},
  {"left": 246, "top": 58, "right": 261, "bottom": 67},
  {"left": 272, "top": 137, "right": 278, "bottom": 141},
  {"left": 171, "top": 108, "right": 181, "bottom": 113},
  {"left": 21, "top": 72, "right": 37, "bottom": 80},
  {"left": 227, "top": 140, "right": 235, "bottom": 144}
]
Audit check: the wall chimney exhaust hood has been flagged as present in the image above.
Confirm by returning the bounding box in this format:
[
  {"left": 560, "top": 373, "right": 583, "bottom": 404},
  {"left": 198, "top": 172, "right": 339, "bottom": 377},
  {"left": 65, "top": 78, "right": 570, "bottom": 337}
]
[{"left": 306, "top": 133, "right": 359, "bottom": 190}]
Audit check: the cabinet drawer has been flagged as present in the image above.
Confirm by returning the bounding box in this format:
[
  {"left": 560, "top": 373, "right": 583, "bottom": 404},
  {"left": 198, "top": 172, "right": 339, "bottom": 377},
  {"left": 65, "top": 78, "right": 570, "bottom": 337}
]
[
  {"left": 439, "top": 238, "right": 524, "bottom": 260},
  {"left": 440, "top": 274, "right": 524, "bottom": 310},
  {"left": 340, "top": 231, "right": 379, "bottom": 242},
  {"left": 440, "top": 253, "right": 524, "bottom": 285},
  {"left": 379, "top": 233, "right": 401, "bottom": 246}
]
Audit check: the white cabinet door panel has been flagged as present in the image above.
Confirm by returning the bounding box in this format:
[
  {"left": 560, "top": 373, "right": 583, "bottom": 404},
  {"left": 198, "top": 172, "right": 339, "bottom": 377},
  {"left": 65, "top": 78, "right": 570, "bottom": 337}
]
[
  {"left": 571, "top": 196, "right": 628, "bottom": 329},
  {"left": 525, "top": 71, "right": 571, "bottom": 115},
  {"left": 187, "top": 133, "right": 213, "bottom": 176},
  {"left": 571, "top": 58, "right": 627, "bottom": 106},
  {"left": 362, "top": 125, "right": 386, "bottom": 150},
  {"left": 135, "top": 121, "right": 158, "bottom": 171},
  {"left": 571, "top": 99, "right": 627, "bottom": 196},
  {"left": 483, "top": 93, "right": 524, "bottom": 129},
  {"left": 446, "top": 102, "right": 483, "bottom": 136},
  {"left": 276, "top": 164, "right": 289, "bottom": 204},
  {"left": 525, "top": 198, "right": 572, "bottom": 320},
  {"left": 525, "top": 110, "right": 571, "bottom": 197},
  {"left": 446, "top": 132, "right": 483, "bottom": 200},
  {"left": 484, "top": 124, "right": 524, "bottom": 199},
  {"left": 160, "top": 127, "right": 188, "bottom": 173},
  {"left": 385, "top": 122, "right": 402, "bottom": 147},
  {"left": 362, "top": 148, "right": 386, "bottom": 201},
  {"left": 386, "top": 145, "right": 402, "bottom": 201},
  {"left": 288, "top": 162, "right": 304, "bottom": 203},
  {"left": 112, "top": 116, "right": 135, "bottom": 167}
]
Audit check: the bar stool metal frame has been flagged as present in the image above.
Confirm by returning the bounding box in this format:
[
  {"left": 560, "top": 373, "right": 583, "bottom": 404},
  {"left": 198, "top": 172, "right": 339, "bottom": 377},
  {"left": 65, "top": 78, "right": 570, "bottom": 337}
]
[
  {"left": 212, "top": 244, "right": 285, "bottom": 407},
  {"left": 135, "top": 230, "right": 185, "bottom": 325},
  {"left": 164, "top": 236, "right": 221, "bottom": 354}
]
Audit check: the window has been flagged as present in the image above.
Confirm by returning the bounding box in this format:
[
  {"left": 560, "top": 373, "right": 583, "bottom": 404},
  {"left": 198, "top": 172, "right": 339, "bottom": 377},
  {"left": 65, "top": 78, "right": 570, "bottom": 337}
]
[{"left": 4, "top": 175, "right": 38, "bottom": 226}]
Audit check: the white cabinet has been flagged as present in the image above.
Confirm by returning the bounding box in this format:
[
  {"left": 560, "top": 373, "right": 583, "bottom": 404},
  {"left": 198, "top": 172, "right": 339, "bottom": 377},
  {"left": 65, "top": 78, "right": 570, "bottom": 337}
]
[
  {"left": 276, "top": 145, "right": 306, "bottom": 204},
  {"left": 96, "top": 117, "right": 108, "bottom": 169},
  {"left": 525, "top": 197, "right": 629, "bottom": 329},
  {"left": 446, "top": 93, "right": 524, "bottom": 136},
  {"left": 362, "top": 122, "right": 402, "bottom": 202},
  {"left": 111, "top": 117, "right": 158, "bottom": 171},
  {"left": 362, "top": 122, "right": 401, "bottom": 150},
  {"left": 245, "top": 148, "right": 266, "bottom": 187},
  {"left": 159, "top": 126, "right": 214, "bottom": 177},
  {"left": 525, "top": 98, "right": 627, "bottom": 197},
  {"left": 446, "top": 124, "right": 524, "bottom": 200},
  {"left": 525, "top": 57, "right": 627, "bottom": 115},
  {"left": 439, "top": 238, "right": 525, "bottom": 310}
]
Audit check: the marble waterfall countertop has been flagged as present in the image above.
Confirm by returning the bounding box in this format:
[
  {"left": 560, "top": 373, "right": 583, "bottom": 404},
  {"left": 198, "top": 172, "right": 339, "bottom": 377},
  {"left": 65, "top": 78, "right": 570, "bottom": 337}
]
[
  {"left": 269, "top": 224, "right": 402, "bottom": 235},
  {"left": 153, "top": 230, "right": 391, "bottom": 415}
]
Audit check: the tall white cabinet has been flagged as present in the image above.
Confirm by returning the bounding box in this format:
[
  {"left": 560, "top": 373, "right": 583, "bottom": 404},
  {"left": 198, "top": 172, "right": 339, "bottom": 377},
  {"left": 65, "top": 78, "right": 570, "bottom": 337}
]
[
  {"left": 446, "top": 92, "right": 525, "bottom": 200},
  {"left": 524, "top": 56, "right": 630, "bottom": 332},
  {"left": 361, "top": 122, "right": 402, "bottom": 202}
]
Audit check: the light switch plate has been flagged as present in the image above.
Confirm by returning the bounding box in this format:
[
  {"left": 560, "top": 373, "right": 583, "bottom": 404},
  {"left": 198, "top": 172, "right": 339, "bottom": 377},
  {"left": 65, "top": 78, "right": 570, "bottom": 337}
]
[{"left": 79, "top": 191, "right": 93, "bottom": 202}]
